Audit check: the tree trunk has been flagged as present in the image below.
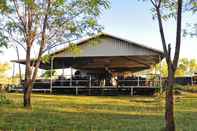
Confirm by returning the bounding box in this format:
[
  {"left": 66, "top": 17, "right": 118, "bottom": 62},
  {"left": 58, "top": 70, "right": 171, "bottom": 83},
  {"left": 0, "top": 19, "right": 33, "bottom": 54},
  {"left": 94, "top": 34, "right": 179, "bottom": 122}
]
[
  {"left": 24, "top": 45, "right": 32, "bottom": 108},
  {"left": 23, "top": 82, "right": 32, "bottom": 108},
  {"left": 165, "top": 66, "right": 175, "bottom": 131}
]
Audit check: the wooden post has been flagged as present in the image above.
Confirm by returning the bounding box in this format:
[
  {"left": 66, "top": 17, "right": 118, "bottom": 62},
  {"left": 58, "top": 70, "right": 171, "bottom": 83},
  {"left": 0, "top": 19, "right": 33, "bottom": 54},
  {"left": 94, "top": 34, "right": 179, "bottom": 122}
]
[{"left": 50, "top": 57, "right": 54, "bottom": 93}]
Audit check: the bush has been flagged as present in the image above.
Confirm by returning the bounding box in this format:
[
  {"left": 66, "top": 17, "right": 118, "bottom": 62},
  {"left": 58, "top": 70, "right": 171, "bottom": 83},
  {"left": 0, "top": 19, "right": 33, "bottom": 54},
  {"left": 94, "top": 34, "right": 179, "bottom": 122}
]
[
  {"left": 181, "top": 85, "right": 197, "bottom": 92},
  {"left": 172, "top": 84, "right": 197, "bottom": 92},
  {"left": 0, "top": 93, "right": 11, "bottom": 105}
]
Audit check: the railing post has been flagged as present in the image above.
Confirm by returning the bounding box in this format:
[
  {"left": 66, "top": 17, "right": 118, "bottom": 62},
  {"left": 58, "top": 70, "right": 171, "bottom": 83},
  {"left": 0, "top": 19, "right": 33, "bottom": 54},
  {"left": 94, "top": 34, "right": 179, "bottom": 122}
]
[{"left": 137, "top": 75, "right": 140, "bottom": 87}]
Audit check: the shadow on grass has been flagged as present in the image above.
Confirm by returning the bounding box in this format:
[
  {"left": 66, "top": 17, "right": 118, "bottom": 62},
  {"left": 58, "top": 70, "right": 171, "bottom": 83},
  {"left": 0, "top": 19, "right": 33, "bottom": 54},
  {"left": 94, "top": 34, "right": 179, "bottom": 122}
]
[{"left": 0, "top": 107, "right": 164, "bottom": 131}]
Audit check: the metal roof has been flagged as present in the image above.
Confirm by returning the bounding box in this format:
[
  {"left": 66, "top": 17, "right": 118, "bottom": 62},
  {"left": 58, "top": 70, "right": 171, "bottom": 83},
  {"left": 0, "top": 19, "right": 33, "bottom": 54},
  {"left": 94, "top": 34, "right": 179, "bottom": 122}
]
[
  {"left": 11, "top": 33, "right": 164, "bottom": 72},
  {"left": 53, "top": 33, "right": 163, "bottom": 57}
]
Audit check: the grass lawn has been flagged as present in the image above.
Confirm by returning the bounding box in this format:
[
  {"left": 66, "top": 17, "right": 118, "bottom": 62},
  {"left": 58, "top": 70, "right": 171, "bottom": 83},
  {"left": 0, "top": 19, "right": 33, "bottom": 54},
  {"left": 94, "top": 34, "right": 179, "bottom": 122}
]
[{"left": 0, "top": 92, "right": 197, "bottom": 131}]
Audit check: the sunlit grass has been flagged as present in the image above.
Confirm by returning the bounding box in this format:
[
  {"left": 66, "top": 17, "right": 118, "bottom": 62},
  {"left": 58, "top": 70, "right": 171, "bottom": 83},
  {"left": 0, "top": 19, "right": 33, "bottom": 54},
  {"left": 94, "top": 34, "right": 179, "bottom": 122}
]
[{"left": 0, "top": 92, "right": 197, "bottom": 130}]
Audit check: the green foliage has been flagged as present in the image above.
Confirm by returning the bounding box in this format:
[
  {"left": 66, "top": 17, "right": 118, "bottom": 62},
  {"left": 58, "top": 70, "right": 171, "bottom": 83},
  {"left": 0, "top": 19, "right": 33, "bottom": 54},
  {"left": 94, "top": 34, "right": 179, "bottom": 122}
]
[
  {"left": 154, "top": 58, "right": 197, "bottom": 77},
  {"left": 0, "top": 63, "right": 10, "bottom": 85},
  {"left": 0, "top": 0, "right": 110, "bottom": 54},
  {"left": 87, "top": 18, "right": 97, "bottom": 28},
  {"left": 0, "top": 0, "right": 9, "bottom": 12},
  {"left": 173, "top": 84, "right": 197, "bottom": 92},
  {"left": 42, "top": 70, "right": 56, "bottom": 79},
  {"left": 0, "top": 32, "right": 8, "bottom": 53},
  {"left": 0, "top": 93, "right": 11, "bottom": 105},
  {"left": 185, "top": 0, "right": 197, "bottom": 13},
  {"left": 67, "top": 43, "right": 81, "bottom": 56},
  {"left": 141, "top": 0, "right": 196, "bottom": 36},
  {"left": 176, "top": 58, "right": 197, "bottom": 76},
  {"left": 0, "top": 63, "right": 10, "bottom": 74},
  {"left": 41, "top": 55, "right": 51, "bottom": 64}
]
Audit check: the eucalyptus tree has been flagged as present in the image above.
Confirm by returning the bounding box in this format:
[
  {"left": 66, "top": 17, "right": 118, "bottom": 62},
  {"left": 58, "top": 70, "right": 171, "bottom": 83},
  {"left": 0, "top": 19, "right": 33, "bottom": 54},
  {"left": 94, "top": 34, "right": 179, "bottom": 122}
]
[
  {"left": 140, "top": 0, "right": 196, "bottom": 131},
  {"left": 0, "top": 0, "right": 9, "bottom": 53},
  {"left": 0, "top": 0, "right": 110, "bottom": 108}
]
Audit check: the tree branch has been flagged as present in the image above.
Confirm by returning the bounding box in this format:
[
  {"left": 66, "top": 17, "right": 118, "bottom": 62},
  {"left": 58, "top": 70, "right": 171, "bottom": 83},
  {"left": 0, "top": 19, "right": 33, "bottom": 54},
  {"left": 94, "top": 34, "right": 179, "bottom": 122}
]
[
  {"left": 12, "top": 0, "right": 26, "bottom": 33},
  {"left": 173, "top": 0, "right": 183, "bottom": 70},
  {"left": 150, "top": 0, "right": 157, "bottom": 8},
  {"left": 155, "top": 8, "right": 169, "bottom": 59},
  {"left": 31, "top": 0, "right": 51, "bottom": 82}
]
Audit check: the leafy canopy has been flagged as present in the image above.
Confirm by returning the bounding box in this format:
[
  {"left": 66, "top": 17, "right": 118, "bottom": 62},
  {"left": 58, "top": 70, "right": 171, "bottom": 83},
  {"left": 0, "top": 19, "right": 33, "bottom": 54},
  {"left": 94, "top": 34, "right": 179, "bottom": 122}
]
[{"left": 0, "top": 0, "right": 110, "bottom": 55}]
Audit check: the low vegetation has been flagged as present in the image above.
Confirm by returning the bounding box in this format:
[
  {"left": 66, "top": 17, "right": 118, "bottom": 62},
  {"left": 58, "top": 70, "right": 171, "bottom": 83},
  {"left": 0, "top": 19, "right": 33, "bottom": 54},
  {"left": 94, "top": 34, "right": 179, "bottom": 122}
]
[
  {"left": 174, "top": 84, "right": 197, "bottom": 92},
  {"left": 0, "top": 93, "right": 12, "bottom": 105},
  {"left": 0, "top": 92, "right": 197, "bottom": 131}
]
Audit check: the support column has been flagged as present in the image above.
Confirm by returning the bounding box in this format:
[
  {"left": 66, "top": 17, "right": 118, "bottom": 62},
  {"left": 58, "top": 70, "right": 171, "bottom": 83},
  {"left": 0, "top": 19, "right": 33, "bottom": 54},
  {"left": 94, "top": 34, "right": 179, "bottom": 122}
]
[
  {"left": 70, "top": 67, "right": 73, "bottom": 87},
  {"left": 12, "top": 63, "right": 15, "bottom": 86},
  {"left": 89, "top": 75, "right": 92, "bottom": 88},
  {"left": 137, "top": 75, "right": 140, "bottom": 87},
  {"left": 191, "top": 73, "right": 193, "bottom": 86},
  {"left": 154, "top": 64, "right": 156, "bottom": 87},
  {"left": 159, "top": 56, "right": 163, "bottom": 93},
  {"left": 76, "top": 87, "right": 78, "bottom": 95},
  {"left": 130, "top": 87, "right": 133, "bottom": 96},
  {"left": 62, "top": 63, "right": 65, "bottom": 76},
  {"left": 88, "top": 75, "right": 92, "bottom": 96},
  {"left": 50, "top": 57, "right": 54, "bottom": 93}
]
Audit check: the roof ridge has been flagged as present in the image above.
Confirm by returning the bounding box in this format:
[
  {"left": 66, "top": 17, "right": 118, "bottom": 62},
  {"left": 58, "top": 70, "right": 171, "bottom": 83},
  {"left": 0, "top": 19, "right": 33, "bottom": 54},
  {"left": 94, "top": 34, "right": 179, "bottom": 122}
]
[{"left": 53, "top": 32, "right": 163, "bottom": 55}]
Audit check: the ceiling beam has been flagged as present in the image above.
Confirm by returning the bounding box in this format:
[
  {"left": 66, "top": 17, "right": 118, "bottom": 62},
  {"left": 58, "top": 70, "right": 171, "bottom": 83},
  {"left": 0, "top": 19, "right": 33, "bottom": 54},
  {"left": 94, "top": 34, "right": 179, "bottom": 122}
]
[{"left": 123, "top": 56, "right": 151, "bottom": 68}]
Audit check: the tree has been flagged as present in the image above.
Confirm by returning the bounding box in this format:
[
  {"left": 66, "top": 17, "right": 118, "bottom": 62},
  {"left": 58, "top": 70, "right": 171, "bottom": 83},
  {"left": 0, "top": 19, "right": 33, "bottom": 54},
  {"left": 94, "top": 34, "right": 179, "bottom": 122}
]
[
  {"left": 0, "top": 0, "right": 110, "bottom": 108},
  {"left": 149, "top": 1, "right": 197, "bottom": 130},
  {"left": 0, "top": 0, "right": 8, "bottom": 53},
  {"left": 140, "top": 0, "right": 196, "bottom": 130}
]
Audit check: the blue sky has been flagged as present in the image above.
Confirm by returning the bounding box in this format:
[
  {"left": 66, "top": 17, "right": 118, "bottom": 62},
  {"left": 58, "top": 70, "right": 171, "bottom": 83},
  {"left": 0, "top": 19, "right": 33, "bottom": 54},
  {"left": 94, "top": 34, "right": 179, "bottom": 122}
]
[
  {"left": 0, "top": 0, "right": 196, "bottom": 74},
  {"left": 99, "top": 0, "right": 197, "bottom": 59}
]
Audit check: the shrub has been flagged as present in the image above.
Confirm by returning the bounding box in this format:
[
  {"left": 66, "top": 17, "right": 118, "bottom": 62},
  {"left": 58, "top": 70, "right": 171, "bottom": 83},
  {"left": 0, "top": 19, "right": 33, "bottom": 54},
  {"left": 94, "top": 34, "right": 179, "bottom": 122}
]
[{"left": 0, "top": 93, "right": 11, "bottom": 105}]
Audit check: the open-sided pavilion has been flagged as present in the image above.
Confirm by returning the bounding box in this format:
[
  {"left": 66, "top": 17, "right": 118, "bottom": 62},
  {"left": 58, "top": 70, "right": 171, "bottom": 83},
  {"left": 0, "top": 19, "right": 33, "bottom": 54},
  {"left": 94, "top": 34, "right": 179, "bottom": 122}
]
[{"left": 12, "top": 33, "right": 164, "bottom": 95}]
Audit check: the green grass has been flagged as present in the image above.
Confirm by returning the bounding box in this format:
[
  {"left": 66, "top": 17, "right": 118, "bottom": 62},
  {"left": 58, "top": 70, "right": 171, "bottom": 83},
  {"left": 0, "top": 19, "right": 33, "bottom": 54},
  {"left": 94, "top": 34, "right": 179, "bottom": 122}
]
[{"left": 0, "top": 93, "right": 197, "bottom": 131}]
